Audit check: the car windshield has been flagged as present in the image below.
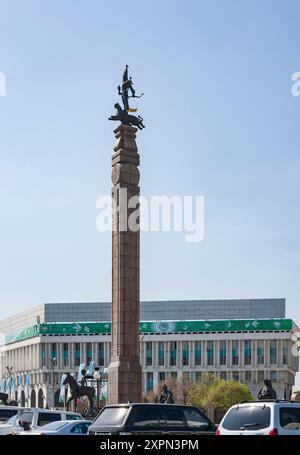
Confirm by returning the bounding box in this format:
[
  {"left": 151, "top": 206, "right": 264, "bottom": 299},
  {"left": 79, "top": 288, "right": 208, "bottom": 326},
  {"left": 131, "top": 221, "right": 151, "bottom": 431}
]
[
  {"left": 5, "top": 415, "right": 17, "bottom": 425},
  {"left": 93, "top": 407, "right": 129, "bottom": 426},
  {"left": 222, "top": 405, "right": 271, "bottom": 431},
  {"left": 41, "top": 421, "right": 70, "bottom": 431}
]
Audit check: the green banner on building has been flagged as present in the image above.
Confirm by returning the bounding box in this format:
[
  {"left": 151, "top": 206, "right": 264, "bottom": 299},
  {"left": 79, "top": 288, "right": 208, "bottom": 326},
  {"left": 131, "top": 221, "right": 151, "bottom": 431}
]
[{"left": 2, "top": 318, "right": 293, "bottom": 346}]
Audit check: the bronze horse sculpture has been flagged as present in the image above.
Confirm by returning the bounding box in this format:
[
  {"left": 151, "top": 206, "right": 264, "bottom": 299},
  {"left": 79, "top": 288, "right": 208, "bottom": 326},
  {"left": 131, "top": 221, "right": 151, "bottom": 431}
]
[{"left": 63, "top": 373, "right": 95, "bottom": 416}]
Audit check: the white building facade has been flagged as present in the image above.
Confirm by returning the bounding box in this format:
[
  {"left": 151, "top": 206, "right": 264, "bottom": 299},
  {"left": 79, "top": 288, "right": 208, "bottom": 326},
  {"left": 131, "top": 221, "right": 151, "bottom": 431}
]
[{"left": 0, "top": 311, "right": 299, "bottom": 407}]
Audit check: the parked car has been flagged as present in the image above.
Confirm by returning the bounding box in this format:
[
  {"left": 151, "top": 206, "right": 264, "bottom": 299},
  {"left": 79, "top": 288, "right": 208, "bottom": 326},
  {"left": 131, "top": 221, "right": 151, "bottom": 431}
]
[
  {"left": 217, "top": 400, "right": 300, "bottom": 435},
  {"left": 11, "top": 408, "right": 83, "bottom": 435},
  {"left": 19, "top": 419, "right": 91, "bottom": 435},
  {"left": 88, "top": 403, "right": 216, "bottom": 435}
]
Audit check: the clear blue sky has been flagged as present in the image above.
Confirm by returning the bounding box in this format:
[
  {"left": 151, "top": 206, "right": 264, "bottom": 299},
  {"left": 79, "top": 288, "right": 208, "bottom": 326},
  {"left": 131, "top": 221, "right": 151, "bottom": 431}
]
[{"left": 0, "top": 0, "right": 299, "bottom": 328}]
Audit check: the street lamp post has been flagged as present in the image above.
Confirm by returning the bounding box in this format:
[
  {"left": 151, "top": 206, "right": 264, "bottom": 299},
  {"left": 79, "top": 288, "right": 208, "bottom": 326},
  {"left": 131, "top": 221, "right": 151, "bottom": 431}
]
[
  {"left": 6, "top": 366, "right": 13, "bottom": 399},
  {"left": 49, "top": 357, "right": 56, "bottom": 409},
  {"left": 93, "top": 368, "right": 102, "bottom": 411}
]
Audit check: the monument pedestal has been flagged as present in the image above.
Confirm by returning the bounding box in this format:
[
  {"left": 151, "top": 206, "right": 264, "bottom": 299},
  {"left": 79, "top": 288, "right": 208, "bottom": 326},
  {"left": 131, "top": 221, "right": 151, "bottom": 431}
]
[{"left": 108, "top": 124, "right": 142, "bottom": 404}]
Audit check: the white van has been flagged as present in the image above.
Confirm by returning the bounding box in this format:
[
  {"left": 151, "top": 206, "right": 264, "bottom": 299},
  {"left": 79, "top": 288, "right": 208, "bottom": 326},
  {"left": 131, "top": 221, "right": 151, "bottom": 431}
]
[
  {"left": 11, "top": 408, "right": 83, "bottom": 435},
  {"left": 217, "top": 400, "right": 300, "bottom": 436}
]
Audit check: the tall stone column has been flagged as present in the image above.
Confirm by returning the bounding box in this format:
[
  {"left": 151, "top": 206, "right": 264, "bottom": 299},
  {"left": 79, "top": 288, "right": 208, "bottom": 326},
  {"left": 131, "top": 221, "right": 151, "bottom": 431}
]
[{"left": 108, "top": 124, "right": 142, "bottom": 404}]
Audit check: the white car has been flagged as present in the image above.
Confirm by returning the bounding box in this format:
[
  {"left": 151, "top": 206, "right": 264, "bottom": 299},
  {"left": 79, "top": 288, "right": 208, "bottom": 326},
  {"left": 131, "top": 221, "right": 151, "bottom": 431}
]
[
  {"left": 217, "top": 400, "right": 300, "bottom": 435},
  {"left": 19, "top": 419, "right": 91, "bottom": 435},
  {"left": 12, "top": 408, "right": 83, "bottom": 435}
]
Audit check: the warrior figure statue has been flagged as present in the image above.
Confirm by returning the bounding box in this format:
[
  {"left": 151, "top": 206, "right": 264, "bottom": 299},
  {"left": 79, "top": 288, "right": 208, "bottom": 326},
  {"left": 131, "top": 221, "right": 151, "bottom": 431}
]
[
  {"left": 118, "top": 65, "right": 136, "bottom": 111},
  {"left": 109, "top": 65, "right": 145, "bottom": 129}
]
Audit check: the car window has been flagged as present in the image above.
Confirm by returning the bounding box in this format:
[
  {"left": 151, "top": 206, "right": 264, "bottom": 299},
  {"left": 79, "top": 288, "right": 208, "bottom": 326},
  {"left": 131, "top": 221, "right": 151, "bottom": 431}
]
[
  {"left": 71, "top": 423, "right": 90, "bottom": 434},
  {"left": 0, "top": 409, "right": 19, "bottom": 422},
  {"left": 66, "top": 414, "right": 82, "bottom": 420},
  {"left": 222, "top": 406, "right": 271, "bottom": 431},
  {"left": 159, "top": 408, "right": 185, "bottom": 427},
  {"left": 280, "top": 408, "right": 300, "bottom": 430},
  {"left": 182, "top": 408, "right": 210, "bottom": 429},
  {"left": 37, "top": 412, "right": 62, "bottom": 426},
  {"left": 18, "top": 411, "right": 34, "bottom": 424},
  {"left": 93, "top": 407, "right": 129, "bottom": 426},
  {"left": 132, "top": 407, "right": 160, "bottom": 427}
]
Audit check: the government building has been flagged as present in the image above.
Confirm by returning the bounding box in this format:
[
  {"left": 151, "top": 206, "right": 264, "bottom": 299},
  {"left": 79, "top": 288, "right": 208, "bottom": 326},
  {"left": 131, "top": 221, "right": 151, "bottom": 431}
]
[{"left": 0, "top": 298, "right": 299, "bottom": 408}]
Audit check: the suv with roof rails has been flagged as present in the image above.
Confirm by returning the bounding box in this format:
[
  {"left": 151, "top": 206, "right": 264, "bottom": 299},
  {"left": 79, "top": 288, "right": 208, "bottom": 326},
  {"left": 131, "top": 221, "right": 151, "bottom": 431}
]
[
  {"left": 88, "top": 403, "right": 216, "bottom": 435},
  {"left": 217, "top": 400, "right": 300, "bottom": 435}
]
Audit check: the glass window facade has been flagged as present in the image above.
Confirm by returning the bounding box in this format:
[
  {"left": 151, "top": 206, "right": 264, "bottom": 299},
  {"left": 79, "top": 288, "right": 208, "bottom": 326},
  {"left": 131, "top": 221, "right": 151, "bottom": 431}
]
[
  {"left": 270, "top": 370, "right": 278, "bottom": 383},
  {"left": 170, "top": 342, "right": 177, "bottom": 366},
  {"left": 207, "top": 341, "right": 214, "bottom": 366},
  {"left": 233, "top": 371, "right": 239, "bottom": 381},
  {"left": 244, "top": 340, "right": 252, "bottom": 365},
  {"left": 63, "top": 343, "right": 69, "bottom": 367},
  {"left": 86, "top": 343, "right": 92, "bottom": 364},
  {"left": 146, "top": 342, "right": 153, "bottom": 366},
  {"left": 182, "top": 341, "right": 189, "bottom": 366},
  {"left": 258, "top": 370, "right": 265, "bottom": 383},
  {"left": 194, "top": 341, "right": 202, "bottom": 366},
  {"left": 232, "top": 341, "right": 239, "bottom": 365},
  {"left": 98, "top": 343, "right": 105, "bottom": 366},
  {"left": 219, "top": 341, "right": 227, "bottom": 365},
  {"left": 257, "top": 341, "right": 264, "bottom": 365},
  {"left": 41, "top": 343, "right": 46, "bottom": 367},
  {"left": 270, "top": 340, "right": 277, "bottom": 365},
  {"left": 282, "top": 341, "right": 288, "bottom": 365},
  {"left": 158, "top": 342, "right": 164, "bottom": 366},
  {"left": 51, "top": 343, "right": 57, "bottom": 365},
  {"left": 195, "top": 371, "right": 202, "bottom": 382},
  {"left": 244, "top": 371, "right": 252, "bottom": 382},
  {"left": 146, "top": 372, "right": 153, "bottom": 391},
  {"left": 158, "top": 372, "right": 165, "bottom": 382},
  {"left": 75, "top": 343, "right": 81, "bottom": 366}
]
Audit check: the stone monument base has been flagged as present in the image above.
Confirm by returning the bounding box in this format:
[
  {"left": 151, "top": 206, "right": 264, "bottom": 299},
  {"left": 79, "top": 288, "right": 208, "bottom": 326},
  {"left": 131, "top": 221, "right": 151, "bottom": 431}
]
[{"left": 108, "top": 360, "right": 142, "bottom": 404}]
